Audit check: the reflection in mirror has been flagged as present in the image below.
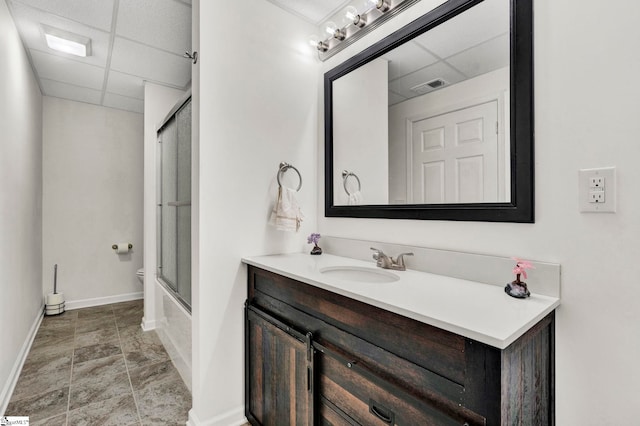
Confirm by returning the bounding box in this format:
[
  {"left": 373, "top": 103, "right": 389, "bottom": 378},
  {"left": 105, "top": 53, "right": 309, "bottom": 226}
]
[{"left": 333, "top": 0, "right": 510, "bottom": 206}]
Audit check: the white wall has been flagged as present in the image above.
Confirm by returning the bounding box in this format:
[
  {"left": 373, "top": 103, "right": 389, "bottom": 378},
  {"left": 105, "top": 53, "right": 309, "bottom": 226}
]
[
  {"left": 191, "top": 0, "right": 318, "bottom": 423},
  {"left": 0, "top": 0, "right": 43, "bottom": 413},
  {"left": 42, "top": 97, "right": 144, "bottom": 307},
  {"left": 142, "top": 81, "right": 192, "bottom": 388},
  {"left": 318, "top": 0, "right": 640, "bottom": 424},
  {"left": 333, "top": 58, "right": 388, "bottom": 205}
]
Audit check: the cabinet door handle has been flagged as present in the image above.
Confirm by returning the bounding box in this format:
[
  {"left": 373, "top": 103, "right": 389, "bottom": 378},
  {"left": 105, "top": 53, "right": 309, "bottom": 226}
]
[{"left": 369, "top": 399, "right": 394, "bottom": 424}]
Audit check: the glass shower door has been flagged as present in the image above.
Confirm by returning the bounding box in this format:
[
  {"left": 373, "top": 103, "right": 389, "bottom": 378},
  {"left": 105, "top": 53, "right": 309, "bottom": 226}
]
[{"left": 158, "top": 97, "right": 192, "bottom": 310}]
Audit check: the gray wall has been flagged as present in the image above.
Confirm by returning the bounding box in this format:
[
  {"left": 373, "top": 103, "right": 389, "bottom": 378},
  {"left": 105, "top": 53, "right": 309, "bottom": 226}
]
[
  {"left": 0, "top": 0, "right": 43, "bottom": 412},
  {"left": 42, "top": 97, "right": 143, "bottom": 306}
]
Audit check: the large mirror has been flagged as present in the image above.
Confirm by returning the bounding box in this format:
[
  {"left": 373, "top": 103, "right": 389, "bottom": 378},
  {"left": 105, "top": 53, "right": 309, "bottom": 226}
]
[{"left": 325, "top": 0, "right": 533, "bottom": 222}]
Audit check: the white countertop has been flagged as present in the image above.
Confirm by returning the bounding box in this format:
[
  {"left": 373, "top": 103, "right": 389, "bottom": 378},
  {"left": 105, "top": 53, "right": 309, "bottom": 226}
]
[{"left": 242, "top": 253, "right": 560, "bottom": 349}]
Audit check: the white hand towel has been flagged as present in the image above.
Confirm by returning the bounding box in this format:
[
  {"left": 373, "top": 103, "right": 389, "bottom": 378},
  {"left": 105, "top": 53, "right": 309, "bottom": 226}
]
[
  {"left": 269, "top": 187, "right": 304, "bottom": 232},
  {"left": 347, "top": 190, "right": 363, "bottom": 205}
]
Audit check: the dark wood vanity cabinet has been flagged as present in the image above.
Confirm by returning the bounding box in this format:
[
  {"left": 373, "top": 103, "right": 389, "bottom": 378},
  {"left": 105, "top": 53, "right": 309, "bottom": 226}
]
[
  {"left": 246, "top": 308, "right": 313, "bottom": 425},
  {"left": 245, "top": 266, "right": 554, "bottom": 426}
]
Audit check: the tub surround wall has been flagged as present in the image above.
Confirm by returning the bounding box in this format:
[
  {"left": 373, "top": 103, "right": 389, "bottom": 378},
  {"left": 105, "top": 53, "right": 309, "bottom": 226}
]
[
  {"left": 317, "top": 0, "right": 640, "bottom": 423},
  {"left": 193, "top": 0, "right": 319, "bottom": 423},
  {"left": 42, "top": 97, "right": 143, "bottom": 307},
  {"left": 156, "top": 281, "right": 193, "bottom": 390},
  {"left": 0, "top": 0, "right": 43, "bottom": 414}
]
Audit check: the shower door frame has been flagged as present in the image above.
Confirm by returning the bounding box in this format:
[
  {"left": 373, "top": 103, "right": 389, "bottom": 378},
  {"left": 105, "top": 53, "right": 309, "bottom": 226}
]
[{"left": 157, "top": 91, "right": 192, "bottom": 313}]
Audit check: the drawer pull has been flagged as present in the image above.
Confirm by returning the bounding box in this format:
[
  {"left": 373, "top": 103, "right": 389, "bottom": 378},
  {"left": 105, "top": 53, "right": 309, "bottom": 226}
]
[{"left": 369, "top": 399, "right": 394, "bottom": 424}]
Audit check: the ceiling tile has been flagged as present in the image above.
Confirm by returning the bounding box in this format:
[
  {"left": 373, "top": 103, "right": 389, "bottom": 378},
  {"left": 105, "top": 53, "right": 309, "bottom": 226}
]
[
  {"left": 445, "top": 34, "right": 509, "bottom": 79},
  {"left": 265, "top": 0, "right": 350, "bottom": 25},
  {"left": 31, "top": 49, "right": 105, "bottom": 90},
  {"left": 7, "top": 0, "right": 191, "bottom": 109},
  {"left": 383, "top": 41, "right": 439, "bottom": 81},
  {"left": 40, "top": 78, "right": 102, "bottom": 104},
  {"left": 106, "top": 70, "right": 145, "bottom": 100},
  {"left": 414, "top": 0, "right": 509, "bottom": 59},
  {"left": 103, "top": 92, "right": 144, "bottom": 114},
  {"left": 116, "top": 0, "right": 191, "bottom": 55},
  {"left": 10, "top": 2, "right": 110, "bottom": 68},
  {"left": 388, "top": 61, "right": 466, "bottom": 100},
  {"left": 110, "top": 37, "right": 191, "bottom": 88},
  {"left": 388, "top": 91, "right": 407, "bottom": 106},
  {"left": 12, "top": 0, "right": 114, "bottom": 31}
]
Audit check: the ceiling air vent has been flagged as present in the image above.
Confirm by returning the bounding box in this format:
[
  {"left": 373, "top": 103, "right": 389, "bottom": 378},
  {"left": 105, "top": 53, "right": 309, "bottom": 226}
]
[{"left": 410, "top": 78, "right": 449, "bottom": 94}]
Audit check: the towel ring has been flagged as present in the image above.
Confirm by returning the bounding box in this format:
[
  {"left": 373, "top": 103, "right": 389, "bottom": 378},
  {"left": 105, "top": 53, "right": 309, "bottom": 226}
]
[
  {"left": 342, "top": 170, "right": 361, "bottom": 196},
  {"left": 277, "top": 162, "right": 302, "bottom": 192}
]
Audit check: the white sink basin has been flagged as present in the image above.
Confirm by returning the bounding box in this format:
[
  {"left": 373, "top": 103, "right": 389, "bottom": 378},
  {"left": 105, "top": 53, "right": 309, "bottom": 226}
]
[{"left": 319, "top": 266, "right": 399, "bottom": 283}]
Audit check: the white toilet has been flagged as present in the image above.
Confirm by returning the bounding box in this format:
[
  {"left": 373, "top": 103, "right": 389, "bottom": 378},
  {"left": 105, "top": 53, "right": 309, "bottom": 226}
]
[{"left": 136, "top": 268, "right": 144, "bottom": 284}]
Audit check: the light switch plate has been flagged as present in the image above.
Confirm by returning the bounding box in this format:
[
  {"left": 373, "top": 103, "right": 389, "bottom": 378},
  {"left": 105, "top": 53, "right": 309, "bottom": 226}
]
[{"left": 579, "top": 167, "right": 616, "bottom": 213}]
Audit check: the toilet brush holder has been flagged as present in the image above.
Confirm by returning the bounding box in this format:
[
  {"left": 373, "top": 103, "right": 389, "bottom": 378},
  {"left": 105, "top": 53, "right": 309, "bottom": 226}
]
[
  {"left": 45, "top": 264, "right": 65, "bottom": 315},
  {"left": 45, "top": 293, "right": 65, "bottom": 315}
]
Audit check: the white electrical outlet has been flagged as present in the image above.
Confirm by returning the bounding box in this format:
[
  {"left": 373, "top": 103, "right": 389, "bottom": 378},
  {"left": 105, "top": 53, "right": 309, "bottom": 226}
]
[
  {"left": 589, "top": 191, "right": 605, "bottom": 203},
  {"left": 589, "top": 177, "right": 605, "bottom": 189},
  {"left": 579, "top": 167, "right": 616, "bottom": 213}
]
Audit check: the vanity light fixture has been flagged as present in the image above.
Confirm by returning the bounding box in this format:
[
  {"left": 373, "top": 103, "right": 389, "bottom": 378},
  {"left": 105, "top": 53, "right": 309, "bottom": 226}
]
[
  {"left": 308, "top": 35, "right": 329, "bottom": 52},
  {"left": 310, "top": 0, "right": 421, "bottom": 61},
  {"left": 344, "top": 5, "right": 367, "bottom": 28},
  {"left": 42, "top": 25, "right": 91, "bottom": 57},
  {"left": 375, "top": 0, "right": 391, "bottom": 12},
  {"left": 325, "top": 21, "right": 346, "bottom": 41}
]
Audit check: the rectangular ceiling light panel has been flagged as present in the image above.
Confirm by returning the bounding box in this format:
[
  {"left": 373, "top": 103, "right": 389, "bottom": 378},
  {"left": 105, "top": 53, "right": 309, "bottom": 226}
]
[{"left": 42, "top": 24, "right": 92, "bottom": 57}]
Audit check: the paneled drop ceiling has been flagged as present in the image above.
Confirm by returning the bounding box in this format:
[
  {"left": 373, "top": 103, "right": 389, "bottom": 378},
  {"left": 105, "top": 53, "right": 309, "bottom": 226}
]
[
  {"left": 265, "top": 0, "right": 352, "bottom": 25},
  {"left": 8, "top": 0, "right": 507, "bottom": 114},
  {"left": 382, "top": 0, "right": 509, "bottom": 105},
  {"left": 6, "top": 0, "right": 193, "bottom": 114}
]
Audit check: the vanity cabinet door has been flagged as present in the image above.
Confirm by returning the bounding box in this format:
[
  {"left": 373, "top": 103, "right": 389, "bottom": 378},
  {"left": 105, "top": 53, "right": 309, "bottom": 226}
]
[{"left": 246, "top": 307, "right": 313, "bottom": 426}]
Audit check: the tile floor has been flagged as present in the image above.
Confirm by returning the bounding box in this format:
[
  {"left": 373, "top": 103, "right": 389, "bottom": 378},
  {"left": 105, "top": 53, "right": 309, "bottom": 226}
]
[{"left": 5, "top": 300, "right": 192, "bottom": 425}]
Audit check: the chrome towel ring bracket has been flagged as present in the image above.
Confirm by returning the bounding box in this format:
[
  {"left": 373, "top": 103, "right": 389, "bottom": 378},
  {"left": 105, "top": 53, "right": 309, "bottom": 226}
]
[
  {"left": 342, "top": 170, "right": 361, "bottom": 196},
  {"left": 277, "top": 162, "right": 302, "bottom": 192}
]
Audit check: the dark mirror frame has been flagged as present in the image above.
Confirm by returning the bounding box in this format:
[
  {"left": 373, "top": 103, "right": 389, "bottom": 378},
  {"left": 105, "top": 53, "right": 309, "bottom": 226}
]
[{"left": 324, "top": 0, "right": 533, "bottom": 222}]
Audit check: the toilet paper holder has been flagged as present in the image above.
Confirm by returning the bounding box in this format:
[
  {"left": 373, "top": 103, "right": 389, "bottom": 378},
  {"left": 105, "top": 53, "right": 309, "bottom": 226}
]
[{"left": 112, "top": 243, "right": 133, "bottom": 250}]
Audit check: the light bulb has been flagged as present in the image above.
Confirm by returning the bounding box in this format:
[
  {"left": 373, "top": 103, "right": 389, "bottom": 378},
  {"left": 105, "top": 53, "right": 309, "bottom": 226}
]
[
  {"left": 308, "top": 35, "right": 320, "bottom": 48},
  {"left": 325, "top": 21, "right": 338, "bottom": 36},
  {"left": 325, "top": 21, "right": 345, "bottom": 41},
  {"left": 308, "top": 35, "right": 328, "bottom": 52},
  {"left": 343, "top": 6, "right": 359, "bottom": 26},
  {"left": 363, "top": 0, "right": 377, "bottom": 12}
]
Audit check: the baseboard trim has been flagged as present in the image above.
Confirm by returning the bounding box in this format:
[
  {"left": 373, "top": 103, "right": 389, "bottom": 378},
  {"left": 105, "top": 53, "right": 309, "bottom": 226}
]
[
  {"left": 141, "top": 317, "right": 157, "bottom": 331},
  {"left": 0, "top": 305, "right": 44, "bottom": 416},
  {"left": 66, "top": 292, "right": 143, "bottom": 310},
  {"left": 187, "top": 406, "right": 246, "bottom": 426}
]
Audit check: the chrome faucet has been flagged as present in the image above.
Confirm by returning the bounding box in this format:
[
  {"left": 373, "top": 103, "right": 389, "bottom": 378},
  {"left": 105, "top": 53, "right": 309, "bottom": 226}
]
[{"left": 370, "top": 248, "right": 414, "bottom": 271}]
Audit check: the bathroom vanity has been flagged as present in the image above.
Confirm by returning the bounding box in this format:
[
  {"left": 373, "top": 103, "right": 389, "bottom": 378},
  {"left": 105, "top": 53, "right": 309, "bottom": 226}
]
[{"left": 243, "top": 253, "right": 559, "bottom": 426}]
